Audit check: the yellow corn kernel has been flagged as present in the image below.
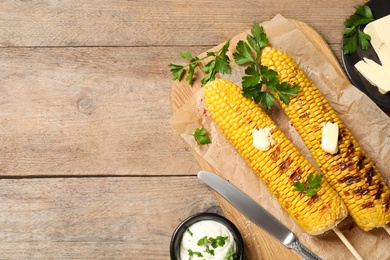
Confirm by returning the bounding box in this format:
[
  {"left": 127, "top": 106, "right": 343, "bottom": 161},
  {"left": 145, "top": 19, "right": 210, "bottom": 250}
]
[
  {"left": 204, "top": 78, "right": 347, "bottom": 235},
  {"left": 261, "top": 46, "right": 390, "bottom": 231}
]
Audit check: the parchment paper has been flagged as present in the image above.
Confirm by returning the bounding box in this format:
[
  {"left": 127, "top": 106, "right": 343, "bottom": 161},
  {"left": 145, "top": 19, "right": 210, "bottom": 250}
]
[{"left": 170, "top": 14, "right": 390, "bottom": 259}]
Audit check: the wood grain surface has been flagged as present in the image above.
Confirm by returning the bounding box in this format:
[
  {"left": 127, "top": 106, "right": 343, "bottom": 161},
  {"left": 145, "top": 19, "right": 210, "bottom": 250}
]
[
  {"left": 0, "top": 0, "right": 389, "bottom": 259},
  {"left": 0, "top": 177, "right": 219, "bottom": 259}
]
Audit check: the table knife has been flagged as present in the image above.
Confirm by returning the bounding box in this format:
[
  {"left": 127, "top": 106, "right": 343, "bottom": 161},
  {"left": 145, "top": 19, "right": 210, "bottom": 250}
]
[{"left": 197, "top": 170, "right": 321, "bottom": 260}]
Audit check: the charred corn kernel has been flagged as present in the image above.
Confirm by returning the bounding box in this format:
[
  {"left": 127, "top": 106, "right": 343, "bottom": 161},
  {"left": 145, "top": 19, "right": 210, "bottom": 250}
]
[
  {"left": 261, "top": 47, "right": 390, "bottom": 231},
  {"left": 204, "top": 78, "right": 347, "bottom": 235}
]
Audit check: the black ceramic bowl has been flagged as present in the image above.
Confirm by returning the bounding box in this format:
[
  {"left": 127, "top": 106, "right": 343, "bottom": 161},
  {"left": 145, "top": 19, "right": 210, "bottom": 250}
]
[{"left": 170, "top": 212, "right": 244, "bottom": 260}]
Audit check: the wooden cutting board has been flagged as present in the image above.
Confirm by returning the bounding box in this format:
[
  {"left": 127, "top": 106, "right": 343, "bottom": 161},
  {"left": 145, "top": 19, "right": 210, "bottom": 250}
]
[{"left": 169, "top": 20, "right": 348, "bottom": 260}]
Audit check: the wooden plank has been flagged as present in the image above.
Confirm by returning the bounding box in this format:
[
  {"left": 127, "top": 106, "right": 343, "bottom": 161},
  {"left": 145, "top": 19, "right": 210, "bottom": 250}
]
[
  {"left": 0, "top": 176, "right": 301, "bottom": 259},
  {"left": 0, "top": 0, "right": 358, "bottom": 47},
  {"left": 0, "top": 176, "right": 220, "bottom": 259},
  {"left": 0, "top": 46, "right": 202, "bottom": 176}
]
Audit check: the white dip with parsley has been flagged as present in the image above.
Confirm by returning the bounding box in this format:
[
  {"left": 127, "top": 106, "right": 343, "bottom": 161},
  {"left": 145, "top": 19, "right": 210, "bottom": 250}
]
[{"left": 180, "top": 220, "right": 237, "bottom": 260}]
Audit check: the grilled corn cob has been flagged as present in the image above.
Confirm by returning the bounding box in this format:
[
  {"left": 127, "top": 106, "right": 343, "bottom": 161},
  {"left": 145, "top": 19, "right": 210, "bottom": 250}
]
[
  {"left": 260, "top": 47, "right": 390, "bottom": 231},
  {"left": 204, "top": 78, "right": 347, "bottom": 235}
]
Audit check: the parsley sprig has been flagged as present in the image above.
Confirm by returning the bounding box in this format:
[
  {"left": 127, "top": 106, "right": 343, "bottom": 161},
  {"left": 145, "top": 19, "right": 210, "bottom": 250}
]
[
  {"left": 233, "top": 22, "right": 300, "bottom": 111},
  {"left": 293, "top": 173, "right": 324, "bottom": 197},
  {"left": 192, "top": 127, "right": 211, "bottom": 145},
  {"left": 168, "top": 39, "right": 231, "bottom": 86},
  {"left": 169, "top": 22, "right": 300, "bottom": 111},
  {"left": 343, "top": 5, "right": 374, "bottom": 55}
]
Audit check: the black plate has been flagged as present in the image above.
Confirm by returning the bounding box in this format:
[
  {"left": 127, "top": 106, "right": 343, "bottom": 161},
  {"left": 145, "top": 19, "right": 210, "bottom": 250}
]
[{"left": 341, "top": 0, "right": 390, "bottom": 111}]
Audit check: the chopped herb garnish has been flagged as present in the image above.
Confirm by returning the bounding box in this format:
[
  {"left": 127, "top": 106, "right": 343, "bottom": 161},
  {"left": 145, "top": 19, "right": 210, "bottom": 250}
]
[
  {"left": 225, "top": 245, "right": 237, "bottom": 260},
  {"left": 343, "top": 5, "right": 374, "bottom": 54},
  {"left": 233, "top": 21, "right": 300, "bottom": 111},
  {"left": 188, "top": 249, "right": 203, "bottom": 257},
  {"left": 168, "top": 39, "right": 232, "bottom": 86},
  {"left": 196, "top": 235, "right": 229, "bottom": 257},
  {"left": 208, "top": 236, "right": 229, "bottom": 248},
  {"left": 186, "top": 229, "right": 193, "bottom": 236},
  {"left": 197, "top": 236, "right": 209, "bottom": 247},
  {"left": 186, "top": 234, "right": 235, "bottom": 259},
  {"left": 293, "top": 172, "right": 324, "bottom": 197},
  {"left": 192, "top": 127, "right": 211, "bottom": 145}
]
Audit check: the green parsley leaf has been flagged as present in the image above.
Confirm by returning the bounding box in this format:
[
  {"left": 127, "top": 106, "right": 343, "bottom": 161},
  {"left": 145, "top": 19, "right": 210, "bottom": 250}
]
[
  {"left": 305, "top": 188, "right": 317, "bottom": 197},
  {"left": 276, "top": 82, "right": 300, "bottom": 105},
  {"left": 188, "top": 249, "right": 203, "bottom": 257},
  {"left": 292, "top": 182, "right": 306, "bottom": 192},
  {"left": 168, "top": 39, "right": 232, "bottom": 86},
  {"left": 201, "top": 51, "right": 232, "bottom": 87},
  {"left": 192, "top": 128, "right": 211, "bottom": 145},
  {"left": 225, "top": 245, "right": 237, "bottom": 260},
  {"left": 343, "top": 5, "right": 374, "bottom": 54},
  {"left": 186, "top": 229, "right": 193, "bottom": 236},
  {"left": 247, "top": 21, "right": 268, "bottom": 53},
  {"left": 358, "top": 30, "right": 371, "bottom": 50},
  {"left": 195, "top": 235, "right": 229, "bottom": 257},
  {"left": 343, "top": 35, "right": 358, "bottom": 55},
  {"left": 354, "top": 5, "right": 373, "bottom": 23},
  {"left": 197, "top": 236, "right": 209, "bottom": 246},
  {"left": 180, "top": 51, "right": 193, "bottom": 59},
  {"left": 343, "top": 26, "right": 357, "bottom": 37},
  {"left": 186, "top": 60, "right": 198, "bottom": 84},
  {"left": 204, "top": 245, "right": 215, "bottom": 256},
  {"left": 260, "top": 66, "right": 279, "bottom": 90},
  {"left": 242, "top": 65, "right": 260, "bottom": 87},
  {"left": 233, "top": 40, "right": 255, "bottom": 65},
  {"left": 167, "top": 64, "right": 185, "bottom": 81},
  {"left": 345, "top": 13, "right": 373, "bottom": 27},
  {"left": 208, "top": 236, "right": 228, "bottom": 248},
  {"left": 293, "top": 173, "right": 324, "bottom": 197},
  {"left": 255, "top": 91, "right": 276, "bottom": 112},
  {"left": 307, "top": 172, "right": 323, "bottom": 189},
  {"left": 215, "top": 54, "right": 232, "bottom": 74},
  {"left": 233, "top": 22, "right": 299, "bottom": 111},
  {"left": 203, "top": 58, "right": 216, "bottom": 74}
]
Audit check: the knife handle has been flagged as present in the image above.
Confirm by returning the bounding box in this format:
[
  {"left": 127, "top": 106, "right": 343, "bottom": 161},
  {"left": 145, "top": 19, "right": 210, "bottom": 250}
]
[{"left": 291, "top": 240, "right": 321, "bottom": 260}]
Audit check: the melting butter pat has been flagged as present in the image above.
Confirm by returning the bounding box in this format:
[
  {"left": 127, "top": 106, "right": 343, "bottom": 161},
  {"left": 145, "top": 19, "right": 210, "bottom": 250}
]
[
  {"left": 252, "top": 127, "right": 273, "bottom": 151},
  {"left": 321, "top": 122, "right": 339, "bottom": 154}
]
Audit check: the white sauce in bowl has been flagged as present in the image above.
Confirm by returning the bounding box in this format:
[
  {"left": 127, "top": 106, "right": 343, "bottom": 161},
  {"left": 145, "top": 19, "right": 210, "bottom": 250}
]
[{"left": 179, "top": 220, "right": 236, "bottom": 260}]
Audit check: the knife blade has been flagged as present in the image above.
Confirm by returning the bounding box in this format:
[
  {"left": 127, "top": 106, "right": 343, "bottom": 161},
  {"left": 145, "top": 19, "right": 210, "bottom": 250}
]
[{"left": 198, "top": 170, "right": 321, "bottom": 260}]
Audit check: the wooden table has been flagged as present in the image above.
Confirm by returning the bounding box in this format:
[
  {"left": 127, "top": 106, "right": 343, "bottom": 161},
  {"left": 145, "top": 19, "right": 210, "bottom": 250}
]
[{"left": 0, "top": 1, "right": 388, "bottom": 259}]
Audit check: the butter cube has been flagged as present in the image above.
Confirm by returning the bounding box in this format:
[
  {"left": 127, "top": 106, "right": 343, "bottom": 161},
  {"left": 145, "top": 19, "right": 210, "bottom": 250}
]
[
  {"left": 321, "top": 122, "right": 339, "bottom": 154},
  {"left": 355, "top": 57, "right": 390, "bottom": 94},
  {"left": 364, "top": 14, "right": 390, "bottom": 68}
]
